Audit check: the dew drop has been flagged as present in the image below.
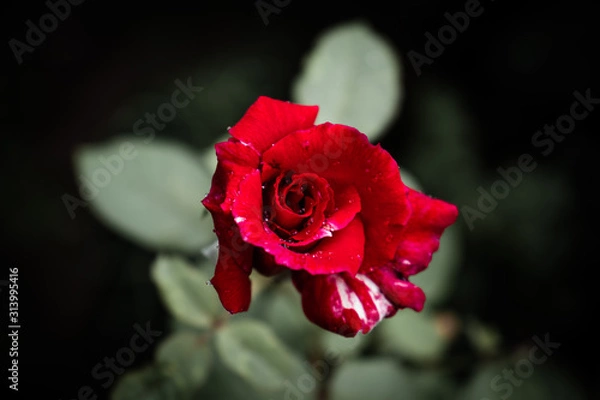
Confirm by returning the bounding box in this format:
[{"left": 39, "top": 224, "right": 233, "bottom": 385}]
[{"left": 205, "top": 280, "right": 212, "bottom": 286}]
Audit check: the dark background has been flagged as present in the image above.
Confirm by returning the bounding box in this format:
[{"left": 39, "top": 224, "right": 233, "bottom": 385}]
[{"left": 2, "top": 0, "right": 598, "bottom": 398}]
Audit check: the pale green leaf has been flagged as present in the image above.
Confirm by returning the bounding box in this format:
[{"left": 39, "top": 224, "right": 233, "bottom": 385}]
[
  {"left": 215, "top": 319, "right": 306, "bottom": 391},
  {"left": 111, "top": 366, "right": 180, "bottom": 400},
  {"left": 375, "top": 309, "right": 451, "bottom": 363},
  {"left": 250, "top": 280, "right": 319, "bottom": 351},
  {"left": 73, "top": 137, "right": 215, "bottom": 254},
  {"left": 155, "top": 332, "right": 212, "bottom": 391},
  {"left": 150, "top": 254, "right": 223, "bottom": 329},
  {"left": 329, "top": 358, "right": 416, "bottom": 400},
  {"left": 292, "top": 20, "right": 403, "bottom": 142}
]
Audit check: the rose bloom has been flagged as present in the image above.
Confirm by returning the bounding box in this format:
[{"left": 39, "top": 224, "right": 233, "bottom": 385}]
[{"left": 202, "top": 96, "right": 458, "bottom": 337}]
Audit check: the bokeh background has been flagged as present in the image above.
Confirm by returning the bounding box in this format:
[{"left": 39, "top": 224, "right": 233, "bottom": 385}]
[{"left": 2, "top": 0, "right": 598, "bottom": 398}]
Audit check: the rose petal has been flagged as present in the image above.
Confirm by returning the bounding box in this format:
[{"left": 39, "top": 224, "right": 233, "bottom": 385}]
[
  {"left": 232, "top": 171, "right": 364, "bottom": 275},
  {"left": 229, "top": 96, "right": 319, "bottom": 154},
  {"left": 292, "top": 271, "right": 394, "bottom": 337},
  {"left": 261, "top": 123, "right": 411, "bottom": 271},
  {"left": 368, "top": 265, "right": 426, "bottom": 311},
  {"left": 267, "top": 172, "right": 332, "bottom": 241},
  {"left": 253, "top": 248, "right": 285, "bottom": 277},
  {"left": 207, "top": 213, "right": 254, "bottom": 314},
  {"left": 392, "top": 188, "right": 459, "bottom": 277},
  {"left": 325, "top": 183, "right": 361, "bottom": 231},
  {"left": 202, "top": 140, "right": 260, "bottom": 214},
  {"left": 202, "top": 140, "right": 259, "bottom": 314}
]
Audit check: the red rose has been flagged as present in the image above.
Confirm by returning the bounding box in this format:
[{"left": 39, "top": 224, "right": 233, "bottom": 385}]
[{"left": 202, "top": 96, "right": 458, "bottom": 337}]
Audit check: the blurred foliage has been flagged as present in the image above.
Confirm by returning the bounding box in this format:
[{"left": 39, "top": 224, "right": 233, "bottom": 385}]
[
  {"left": 292, "top": 20, "right": 403, "bottom": 142},
  {"left": 64, "top": 18, "right": 587, "bottom": 400},
  {"left": 74, "top": 138, "right": 216, "bottom": 254}
]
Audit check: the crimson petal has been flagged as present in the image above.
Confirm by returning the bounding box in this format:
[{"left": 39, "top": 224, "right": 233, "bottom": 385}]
[
  {"left": 292, "top": 271, "right": 394, "bottom": 337},
  {"left": 261, "top": 123, "right": 411, "bottom": 271},
  {"left": 229, "top": 96, "right": 319, "bottom": 154},
  {"left": 232, "top": 170, "right": 364, "bottom": 275},
  {"left": 368, "top": 265, "right": 426, "bottom": 311},
  {"left": 201, "top": 140, "right": 259, "bottom": 313},
  {"left": 325, "top": 183, "right": 361, "bottom": 231},
  {"left": 392, "top": 188, "right": 459, "bottom": 277}
]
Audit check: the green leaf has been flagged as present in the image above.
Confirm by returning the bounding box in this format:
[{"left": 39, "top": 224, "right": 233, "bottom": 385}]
[
  {"left": 194, "top": 353, "right": 318, "bottom": 400},
  {"left": 155, "top": 332, "right": 212, "bottom": 392},
  {"left": 329, "top": 358, "right": 416, "bottom": 400},
  {"left": 150, "top": 254, "right": 223, "bottom": 329},
  {"left": 73, "top": 137, "right": 215, "bottom": 254},
  {"left": 318, "top": 329, "right": 368, "bottom": 363},
  {"left": 292, "top": 20, "right": 403, "bottom": 142},
  {"left": 375, "top": 309, "right": 451, "bottom": 363},
  {"left": 215, "top": 319, "right": 306, "bottom": 391},
  {"left": 250, "top": 280, "right": 319, "bottom": 351},
  {"left": 411, "top": 369, "right": 458, "bottom": 400},
  {"left": 111, "top": 365, "right": 181, "bottom": 400}
]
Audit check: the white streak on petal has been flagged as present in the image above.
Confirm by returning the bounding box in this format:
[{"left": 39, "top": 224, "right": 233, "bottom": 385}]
[
  {"left": 334, "top": 275, "right": 367, "bottom": 323},
  {"left": 356, "top": 274, "right": 394, "bottom": 323}
]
